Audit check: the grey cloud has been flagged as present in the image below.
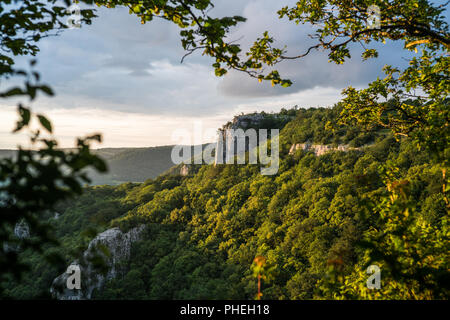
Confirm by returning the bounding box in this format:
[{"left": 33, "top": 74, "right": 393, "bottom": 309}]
[
  {"left": 217, "top": 47, "right": 387, "bottom": 98},
  {"left": 25, "top": 0, "right": 409, "bottom": 117},
  {"left": 217, "top": 1, "right": 408, "bottom": 98}
]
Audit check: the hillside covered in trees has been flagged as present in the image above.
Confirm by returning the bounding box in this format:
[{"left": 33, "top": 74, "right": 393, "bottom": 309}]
[{"left": 3, "top": 106, "right": 448, "bottom": 300}]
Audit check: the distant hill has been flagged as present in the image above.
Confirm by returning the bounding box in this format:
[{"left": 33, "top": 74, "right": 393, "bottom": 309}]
[
  {"left": 0, "top": 145, "right": 206, "bottom": 185},
  {"left": 0, "top": 150, "right": 17, "bottom": 160},
  {"left": 90, "top": 145, "right": 212, "bottom": 185},
  {"left": 87, "top": 146, "right": 176, "bottom": 185}
]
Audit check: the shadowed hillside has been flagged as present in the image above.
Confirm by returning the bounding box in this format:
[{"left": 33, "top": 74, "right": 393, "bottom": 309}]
[
  {"left": 87, "top": 146, "right": 178, "bottom": 185},
  {"left": 0, "top": 145, "right": 206, "bottom": 186}
]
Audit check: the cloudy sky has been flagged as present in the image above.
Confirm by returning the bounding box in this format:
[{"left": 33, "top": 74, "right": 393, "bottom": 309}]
[{"left": 0, "top": 0, "right": 412, "bottom": 149}]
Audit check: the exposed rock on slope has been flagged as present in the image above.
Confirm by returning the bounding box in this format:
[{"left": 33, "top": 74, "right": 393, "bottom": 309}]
[
  {"left": 14, "top": 220, "right": 30, "bottom": 239},
  {"left": 215, "top": 113, "right": 291, "bottom": 165},
  {"left": 289, "top": 143, "right": 363, "bottom": 156},
  {"left": 180, "top": 164, "right": 190, "bottom": 176},
  {"left": 2, "top": 220, "right": 30, "bottom": 253},
  {"left": 51, "top": 225, "right": 145, "bottom": 300}
]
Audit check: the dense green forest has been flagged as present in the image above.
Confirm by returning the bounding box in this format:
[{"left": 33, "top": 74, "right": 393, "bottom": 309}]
[{"left": 3, "top": 106, "right": 448, "bottom": 299}]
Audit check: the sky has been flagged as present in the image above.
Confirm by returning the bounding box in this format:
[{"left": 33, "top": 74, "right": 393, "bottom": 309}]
[{"left": 0, "top": 0, "right": 413, "bottom": 149}]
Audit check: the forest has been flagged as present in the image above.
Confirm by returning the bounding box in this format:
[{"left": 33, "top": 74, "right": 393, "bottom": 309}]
[
  {"left": 3, "top": 105, "right": 448, "bottom": 299},
  {"left": 0, "top": 0, "right": 448, "bottom": 301}
]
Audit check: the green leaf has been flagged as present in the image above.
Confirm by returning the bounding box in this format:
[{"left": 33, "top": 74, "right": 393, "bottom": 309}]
[
  {"left": 39, "top": 85, "right": 54, "bottom": 96},
  {"left": 19, "top": 105, "right": 31, "bottom": 125},
  {"left": 37, "top": 114, "right": 52, "bottom": 133},
  {"left": 1, "top": 87, "right": 24, "bottom": 98}
]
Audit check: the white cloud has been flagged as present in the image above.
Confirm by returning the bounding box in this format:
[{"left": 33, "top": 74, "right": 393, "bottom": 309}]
[
  {"left": 0, "top": 105, "right": 226, "bottom": 149},
  {"left": 0, "top": 86, "right": 342, "bottom": 149}
]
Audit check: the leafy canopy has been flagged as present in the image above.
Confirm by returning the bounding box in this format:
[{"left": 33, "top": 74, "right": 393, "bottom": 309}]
[{"left": 0, "top": 0, "right": 104, "bottom": 295}]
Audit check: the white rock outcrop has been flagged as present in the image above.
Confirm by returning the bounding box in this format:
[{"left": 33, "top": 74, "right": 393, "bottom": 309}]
[
  {"left": 3, "top": 220, "right": 30, "bottom": 253},
  {"left": 288, "top": 143, "right": 363, "bottom": 156},
  {"left": 51, "top": 225, "right": 145, "bottom": 300},
  {"left": 180, "top": 164, "right": 189, "bottom": 176},
  {"left": 214, "top": 113, "right": 289, "bottom": 165},
  {"left": 14, "top": 220, "right": 30, "bottom": 239}
]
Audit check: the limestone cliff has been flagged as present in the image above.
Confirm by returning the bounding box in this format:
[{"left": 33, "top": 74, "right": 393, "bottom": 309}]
[
  {"left": 51, "top": 225, "right": 145, "bottom": 300},
  {"left": 14, "top": 220, "right": 30, "bottom": 239},
  {"left": 180, "top": 164, "right": 190, "bottom": 176},
  {"left": 214, "top": 113, "right": 289, "bottom": 165},
  {"left": 288, "top": 142, "right": 364, "bottom": 156}
]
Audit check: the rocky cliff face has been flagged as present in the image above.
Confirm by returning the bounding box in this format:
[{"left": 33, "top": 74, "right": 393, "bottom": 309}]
[
  {"left": 288, "top": 143, "right": 363, "bottom": 156},
  {"left": 180, "top": 164, "right": 190, "bottom": 176},
  {"left": 228, "top": 114, "right": 266, "bottom": 130},
  {"left": 51, "top": 225, "right": 145, "bottom": 300},
  {"left": 2, "top": 220, "right": 30, "bottom": 253},
  {"left": 214, "top": 113, "right": 288, "bottom": 165},
  {"left": 14, "top": 220, "right": 30, "bottom": 239},
  {"left": 215, "top": 114, "right": 264, "bottom": 165}
]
